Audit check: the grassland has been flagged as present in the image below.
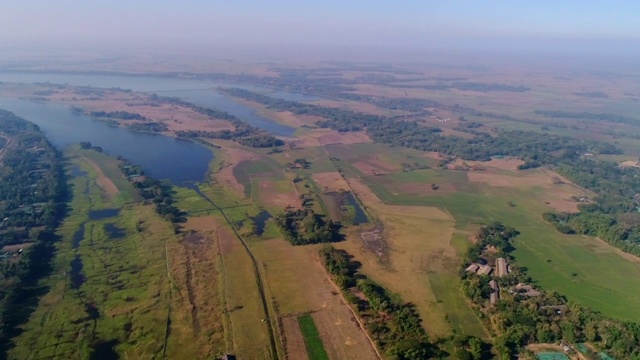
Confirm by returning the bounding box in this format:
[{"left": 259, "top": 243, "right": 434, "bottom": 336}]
[
  {"left": 297, "top": 314, "right": 329, "bottom": 360},
  {"left": 330, "top": 143, "right": 640, "bottom": 322},
  {"left": 9, "top": 149, "right": 227, "bottom": 359}
]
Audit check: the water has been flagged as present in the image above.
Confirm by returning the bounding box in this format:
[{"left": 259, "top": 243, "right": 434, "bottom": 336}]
[
  {"left": 0, "top": 97, "right": 213, "bottom": 184},
  {"left": 70, "top": 255, "right": 86, "bottom": 289},
  {"left": 88, "top": 208, "right": 120, "bottom": 220},
  {"left": 343, "top": 192, "right": 369, "bottom": 225},
  {"left": 104, "top": 223, "right": 126, "bottom": 239},
  {"left": 0, "top": 71, "right": 301, "bottom": 136},
  {"left": 251, "top": 210, "right": 272, "bottom": 236},
  {"left": 163, "top": 89, "right": 295, "bottom": 136},
  {"left": 72, "top": 222, "right": 86, "bottom": 249}
]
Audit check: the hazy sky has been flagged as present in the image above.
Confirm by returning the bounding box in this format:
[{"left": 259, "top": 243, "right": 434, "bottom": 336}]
[{"left": 1, "top": 1, "right": 639, "bottom": 54}]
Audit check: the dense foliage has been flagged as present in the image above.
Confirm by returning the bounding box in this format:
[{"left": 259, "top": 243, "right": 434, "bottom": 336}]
[
  {"left": 274, "top": 209, "right": 339, "bottom": 245},
  {"left": 119, "top": 162, "right": 184, "bottom": 230},
  {"left": 320, "top": 246, "right": 440, "bottom": 359},
  {"left": 89, "top": 111, "right": 147, "bottom": 121},
  {"left": 0, "top": 110, "right": 67, "bottom": 351},
  {"left": 462, "top": 223, "right": 640, "bottom": 359}
]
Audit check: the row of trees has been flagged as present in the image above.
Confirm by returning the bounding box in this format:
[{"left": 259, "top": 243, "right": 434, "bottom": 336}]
[
  {"left": 0, "top": 110, "right": 68, "bottom": 353},
  {"left": 461, "top": 223, "right": 640, "bottom": 359},
  {"left": 118, "top": 162, "right": 184, "bottom": 228},
  {"left": 88, "top": 111, "right": 147, "bottom": 121},
  {"left": 320, "top": 246, "right": 442, "bottom": 359}
]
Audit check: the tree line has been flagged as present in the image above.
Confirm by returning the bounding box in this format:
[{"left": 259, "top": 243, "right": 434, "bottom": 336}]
[
  {"left": 320, "top": 246, "right": 445, "bottom": 359},
  {"left": 0, "top": 110, "right": 68, "bottom": 353}
]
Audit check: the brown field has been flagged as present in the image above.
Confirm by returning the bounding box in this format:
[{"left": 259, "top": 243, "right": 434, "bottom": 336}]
[
  {"left": 468, "top": 167, "right": 594, "bottom": 213},
  {"left": 166, "top": 215, "right": 226, "bottom": 358},
  {"left": 257, "top": 179, "right": 300, "bottom": 210},
  {"left": 212, "top": 141, "right": 259, "bottom": 197},
  {"left": 312, "top": 171, "right": 351, "bottom": 192},
  {"left": 293, "top": 128, "right": 372, "bottom": 148},
  {"left": 352, "top": 155, "right": 400, "bottom": 176},
  {"left": 251, "top": 239, "right": 378, "bottom": 359},
  {"left": 40, "top": 87, "right": 235, "bottom": 133},
  {"left": 281, "top": 316, "right": 309, "bottom": 360},
  {"left": 339, "top": 178, "right": 457, "bottom": 337},
  {"left": 234, "top": 98, "right": 324, "bottom": 128},
  {"left": 83, "top": 156, "right": 119, "bottom": 197}
]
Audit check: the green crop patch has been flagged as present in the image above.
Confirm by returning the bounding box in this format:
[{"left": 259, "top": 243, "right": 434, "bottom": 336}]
[{"left": 297, "top": 314, "right": 329, "bottom": 360}]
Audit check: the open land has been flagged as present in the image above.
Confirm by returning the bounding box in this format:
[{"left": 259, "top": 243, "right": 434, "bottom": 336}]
[{"left": 3, "top": 58, "right": 640, "bottom": 358}]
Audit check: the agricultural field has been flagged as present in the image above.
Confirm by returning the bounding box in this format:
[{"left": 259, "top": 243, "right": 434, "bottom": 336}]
[{"left": 324, "top": 143, "right": 640, "bottom": 322}]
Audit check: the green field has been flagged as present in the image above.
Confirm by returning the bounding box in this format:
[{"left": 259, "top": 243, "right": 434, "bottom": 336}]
[
  {"left": 297, "top": 314, "right": 329, "bottom": 360},
  {"left": 329, "top": 143, "right": 640, "bottom": 321},
  {"left": 9, "top": 152, "right": 177, "bottom": 358}
]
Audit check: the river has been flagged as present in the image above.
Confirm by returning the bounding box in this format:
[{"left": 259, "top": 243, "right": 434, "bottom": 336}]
[{"left": 0, "top": 71, "right": 312, "bottom": 183}]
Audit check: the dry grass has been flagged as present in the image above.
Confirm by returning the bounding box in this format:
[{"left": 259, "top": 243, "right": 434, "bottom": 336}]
[
  {"left": 217, "top": 224, "right": 272, "bottom": 358},
  {"left": 82, "top": 156, "right": 119, "bottom": 198},
  {"left": 293, "top": 128, "right": 371, "bottom": 148},
  {"left": 257, "top": 179, "right": 300, "bottom": 210},
  {"left": 312, "top": 172, "right": 351, "bottom": 193},
  {"left": 468, "top": 167, "right": 594, "bottom": 212},
  {"left": 282, "top": 316, "right": 309, "bottom": 360},
  {"left": 251, "top": 239, "right": 378, "bottom": 359},
  {"left": 210, "top": 141, "right": 260, "bottom": 198},
  {"left": 45, "top": 88, "right": 234, "bottom": 133},
  {"left": 338, "top": 178, "right": 456, "bottom": 338}
]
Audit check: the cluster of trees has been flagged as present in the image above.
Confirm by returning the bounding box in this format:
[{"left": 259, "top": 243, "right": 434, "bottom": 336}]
[
  {"left": 320, "top": 246, "right": 440, "bottom": 359},
  {"left": 118, "top": 162, "right": 183, "bottom": 228},
  {"left": 88, "top": 111, "right": 147, "bottom": 121},
  {"left": 274, "top": 209, "right": 339, "bottom": 245},
  {"left": 0, "top": 110, "right": 68, "bottom": 351},
  {"left": 543, "top": 156, "right": 640, "bottom": 256},
  {"left": 125, "top": 122, "right": 168, "bottom": 133},
  {"left": 461, "top": 223, "right": 640, "bottom": 359}
]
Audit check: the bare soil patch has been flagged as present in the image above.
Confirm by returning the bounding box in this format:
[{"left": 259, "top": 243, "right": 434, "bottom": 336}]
[
  {"left": 216, "top": 224, "right": 235, "bottom": 256},
  {"left": 44, "top": 88, "right": 235, "bottom": 134},
  {"left": 83, "top": 157, "right": 119, "bottom": 198},
  {"left": 213, "top": 143, "right": 259, "bottom": 197},
  {"left": 293, "top": 129, "right": 371, "bottom": 148},
  {"left": 312, "top": 172, "right": 351, "bottom": 193},
  {"left": 468, "top": 171, "right": 551, "bottom": 187},
  {"left": 281, "top": 316, "right": 309, "bottom": 360},
  {"left": 257, "top": 179, "right": 300, "bottom": 210}
]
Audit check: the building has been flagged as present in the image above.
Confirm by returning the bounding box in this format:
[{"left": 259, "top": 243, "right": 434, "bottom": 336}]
[
  {"left": 515, "top": 283, "right": 541, "bottom": 297},
  {"left": 477, "top": 265, "right": 492, "bottom": 276},
  {"left": 496, "top": 257, "right": 508, "bottom": 277},
  {"left": 489, "top": 280, "right": 499, "bottom": 305},
  {"left": 465, "top": 263, "right": 479, "bottom": 273}
]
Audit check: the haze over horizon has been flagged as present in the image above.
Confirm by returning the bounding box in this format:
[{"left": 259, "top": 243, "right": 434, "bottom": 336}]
[{"left": 2, "top": 1, "right": 639, "bottom": 54}]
